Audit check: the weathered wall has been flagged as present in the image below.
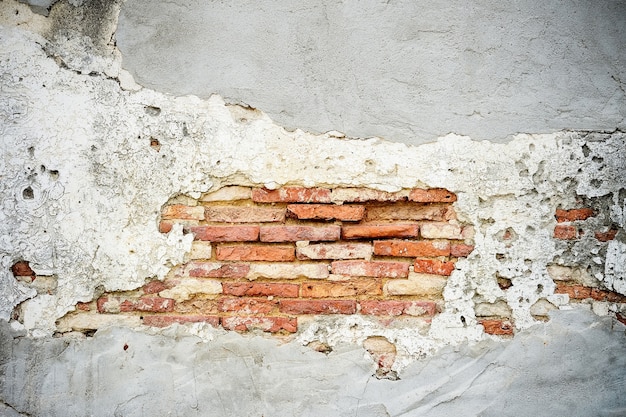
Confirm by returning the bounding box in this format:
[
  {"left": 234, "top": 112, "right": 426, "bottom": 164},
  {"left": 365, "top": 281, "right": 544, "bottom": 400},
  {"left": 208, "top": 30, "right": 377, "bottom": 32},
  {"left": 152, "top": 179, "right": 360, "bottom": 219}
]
[{"left": 1, "top": 1, "right": 625, "bottom": 415}]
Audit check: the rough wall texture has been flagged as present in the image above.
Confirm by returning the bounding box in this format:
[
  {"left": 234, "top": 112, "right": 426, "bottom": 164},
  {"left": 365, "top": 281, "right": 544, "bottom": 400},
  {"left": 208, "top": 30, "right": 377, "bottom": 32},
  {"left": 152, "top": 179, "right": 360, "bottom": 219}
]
[{"left": 1, "top": 0, "right": 625, "bottom": 415}]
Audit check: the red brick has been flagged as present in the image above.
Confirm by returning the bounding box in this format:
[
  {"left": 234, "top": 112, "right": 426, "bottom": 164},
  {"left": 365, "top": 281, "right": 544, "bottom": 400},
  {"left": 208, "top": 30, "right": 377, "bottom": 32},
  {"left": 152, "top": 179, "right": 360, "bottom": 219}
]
[
  {"left": 11, "top": 261, "right": 34, "bottom": 278},
  {"left": 590, "top": 288, "right": 626, "bottom": 303},
  {"left": 296, "top": 242, "right": 373, "bottom": 260},
  {"left": 76, "top": 302, "right": 91, "bottom": 311},
  {"left": 260, "top": 225, "right": 340, "bottom": 242},
  {"left": 204, "top": 206, "right": 285, "bottom": 223},
  {"left": 143, "top": 315, "right": 220, "bottom": 328},
  {"left": 342, "top": 224, "right": 420, "bottom": 239},
  {"left": 595, "top": 229, "right": 618, "bottom": 242},
  {"left": 301, "top": 279, "right": 382, "bottom": 298},
  {"left": 554, "top": 283, "right": 592, "bottom": 299},
  {"left": 360, "top": 300, "right": 437, "bottom": 316},
  {"left": 218, "top": 298, "right": 277, "bottom": 314},
  {"left": 480, "top": 319, "right": 514, "bottom": 335},
  {"left": 331, "top": 260, "right": 410, "bottom": 278},
  {"left": 287, "top": 204, "right": 365, "bottom": 221},
  {"left": 142, "top": 280, "right": 169, "bottom": 294},
  {"left": 221, "top": 316, "right": 297, "bottom": 333},
  {"left": 121, "top": 297, "right": 175, "bottom": 313},
  {"left": 408, "top": 188, "right": 457, "bottom": 203},
  {"left": 186, "top": 262, "right": 250, "bottom": 278},
  {"left": 414, "top": 259, "right": 456, "bottom": 276},
  {"left": 280, "top": 300, "right": 357, "bottom": 315},
  {"left": 252, "top": 187, "right": 331, "bottom": 203},
  {"left": 373, "top": 240, "right": 450, "bottom": 257},
  {"left": 223, "top": 282, "right": 299, "bottom": 298},
  {"left": 555, "top": 208, "right": 595, "bottom": 222},
  {"left": 161, "top": 204, "right": 205, "bottom": 220},
  {"left": 451, "top": 244, "right": 474, "bottom": 257},
  {"left": 554, "top": 225, "right": 577, "bottom": 240},
  {"left": 365, "top": 203, "right": 454, "bottom": 222},
  {"left": 616, "top": 313, "right": 626, "bottom": 326},
  {"left": 216, "top": 245, "right": 295, "bottom": 261},
  {"left": 191, "top": 225, "right": 259, "bottom": 242},
  {"left": 159, "top": 221, "right": 174, "bottom": 233}
]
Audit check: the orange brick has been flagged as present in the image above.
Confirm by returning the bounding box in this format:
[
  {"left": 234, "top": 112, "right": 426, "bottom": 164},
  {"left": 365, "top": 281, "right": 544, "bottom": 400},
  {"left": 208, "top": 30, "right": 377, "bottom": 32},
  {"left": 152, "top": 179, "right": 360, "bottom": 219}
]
[
  {"left": 414, "top": 259, "right": 456, "bottom": 276},
  {"left": 218, "top": 298, "right": 277, "bottom": 314},
  {"left": 554, "top": 225, "right": 577, "bottom": 240},
  {"left": 590, "top": 288, "right": 626, "bottom": 303},
  {"left": 11, "top": 261, "right": 34, "bottom": 278},
  {"left": 216, "top": 244, "right": 295, "bottom": 261},
  {"left": 252, "top": 187, "right": 331, "bottom": 203},
  {"left": 451, "top": 244, "right": 474, "bottom": 257},
  {"left": 186, "top": 262, "right": 250, "bottom": 278},
  {"left": 331, "top": 260, "right": 410, "bottom": 278},
  {"left": 365, "top": 203, "right": 454, "bottom": 222},
  {"left": 554, "top": 283, "right": 592, "bottom": 299},
  {"left": 408, "top": 188, "right": 457, "bottom": 203},
  {"left": 555, "top": 208, "right": 594, "bottom": 222},
  {"left": 342, "top": 224, "right": 420, "bottom": 239},
  {"left": 191, "top": 225, "right": 259, "bottom": 242},
  {"left": 204, "top": 206, "right": 285, "bottom": 223},
  {"left": 143, "top": 315, "right": 220, "bottom": 328},
  {"left": 222, "top": 282, "right": 299, "bottom": 298},
  {"left": 287, "top": 204, "right": 365, "bottom": 221},
  {"left": 161, "top": 204, "right": 205, "bottom": 220},
  {"left": 260, "top": 225, "right": 340, "bottom": 242},
  {"left": 373, "top": 240, "right": 450, "bottom": 257},
  {"left": 595, "top": 229, "right": 617, "bottom": 242},
  {"left": 142, "top": 280, "right": 169, "bottom": 294},
  {"left": 330, "top": 188, "right": 408, "bottom": 203},
  {"left": 480, "top": 319, "right": 514, "bottom": 335},
  {"left": 280, "top": 299, "right": 357, "bottom": 315},
  {"left": 360, "top": 300, "right": 437, "bottom": 316},
  {"left": 221, "top": 316, "right": 297, "bottom": 333},
  {"left": 301, "top": 279, "right": 382, "bottom": 298}
]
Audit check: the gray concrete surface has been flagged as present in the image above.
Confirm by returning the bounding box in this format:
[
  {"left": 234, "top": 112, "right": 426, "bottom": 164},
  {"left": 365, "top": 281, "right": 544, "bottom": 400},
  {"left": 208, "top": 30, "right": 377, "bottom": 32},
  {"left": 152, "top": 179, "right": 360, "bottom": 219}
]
[
  {"left": 117, "top": 0, "right": 626, "bottom": 145},
  {"left": 1, "top": 309, "right": 625, "bottom": 416}
]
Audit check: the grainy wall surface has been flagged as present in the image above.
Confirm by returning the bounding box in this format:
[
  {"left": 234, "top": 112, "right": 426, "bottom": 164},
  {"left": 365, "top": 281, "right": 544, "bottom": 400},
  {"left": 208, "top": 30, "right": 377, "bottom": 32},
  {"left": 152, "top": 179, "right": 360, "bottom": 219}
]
[{"left": 0, "top": 1, "right": 625, "bottom": 416}]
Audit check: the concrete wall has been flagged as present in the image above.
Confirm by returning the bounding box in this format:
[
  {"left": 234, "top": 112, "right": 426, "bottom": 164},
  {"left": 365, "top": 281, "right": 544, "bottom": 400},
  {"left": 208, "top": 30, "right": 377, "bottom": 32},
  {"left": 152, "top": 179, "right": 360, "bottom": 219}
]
[{"left": 1, "top": 1, "right": 625, "bottom": 415}]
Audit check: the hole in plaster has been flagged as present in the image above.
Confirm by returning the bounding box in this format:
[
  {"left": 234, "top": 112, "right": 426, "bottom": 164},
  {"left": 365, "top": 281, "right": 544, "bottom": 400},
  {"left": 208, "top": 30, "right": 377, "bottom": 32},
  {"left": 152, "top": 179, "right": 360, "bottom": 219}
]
[
  {"left": 582, "top": 144, "right": 591, "bottom": 157},
  {"left": 150, "top": 138, "right": 161, "bottom": 152},
  {"left": 524, "top": 259, "right": 532, "bottom": 267},
  {"left": 529, "top": 143, "right": 535, "bottom": 152},
  {"left": 49, "top": 170, "right": 59, "bottom": 180},
  {"left": 592, "top": 156, "right": 604, "bottom": 163},
  {"left": 22, "top": 186, "right": 34, "bottom": 200},
  {"left": 40, "top": 165, "right": 46, "bottom": 172},
  {"left": 590, "top": 179, "right": 602, "bottom": 188},
  {"left": 307, "top": 341, "right": 333, "bottom": 355},
  {"left": 497, "top": 276, "right": 513, "bottom": 290},
  {"left": 123, "top": 343, "right": 129, "bottom": 351},
  {"left": 537, "top": 284, "right": 544, "bottom": 294},
  {"left": 144, "top": 105, "right": 161, "bottom": 116},
  {"left": 182, "top": 123, "right": 189, "bottom": 136},
  {"left": 495, "top": 253, "right": 505, "bottom": 260},
  {"left": 27, "top": 146, "right": 35, "bottom": 156}
]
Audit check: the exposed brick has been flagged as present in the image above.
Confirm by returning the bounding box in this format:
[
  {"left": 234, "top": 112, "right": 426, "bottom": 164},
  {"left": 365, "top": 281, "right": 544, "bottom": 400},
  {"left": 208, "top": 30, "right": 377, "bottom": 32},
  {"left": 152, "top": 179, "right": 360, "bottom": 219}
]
[
  {"left": 191, "top": 225, "right": 259, "bottom": 242},
  {"left": 159, "top": 220, "right": 173, "bottom": 233},
  {"left": 365, "top": 203, "right": 453, "bottom": 222},
  {"left": 301, "top": 279, "right": 382, "bottom": 298},
  {"left": 554, "top": 283, "right": 592, "bottom": 299},
  {"left": 414, "top": 259, "right": 456, "bottom": 276},
  {"left": 373, "top": 240, "right": 450, "bottom": 257},
  {"left": 332, "top": 260, "right": 410, "bottom": 278},
  {"left": 143, "top": 315, "right": 220, "bottom": 328},
  {"left": 223, "top": 282, "right": 299, "bottom": 298},
  {"left": 247, "top": 263, "right": 329, "bottom": 280},
  {"left": 554, "top": 225, "right": 577, "bottom": 240},
  {"left": 360, "top": 300, "right": 437, "bottom": 316},
  {"left": 221, "top": 316, "right": 297, "bottom": 333},
  {"left": 186, "top": 262, "right": 250, "bottom": 278},
  {"left": 174, "top": 298, "right": 220, "bottom": 314},
  {"left": 342, "top": 224, "right": 420, "bottom": 239},
  {"left": 555, "top": 208, "right": 595, "bottom": 222},
  {"left": 120, "top": 297, "right": 175, "bottom": 313},
  {"left": 159, "top": 278, "right": 222, "bottom": 301},
  {"left": 617, "top": 313, "right": 626, "bottom": 326},
  {"left": 420, "top": 222, "right": 463, "bottom": 239},
  {"left": 595, "top": 229, "right": 618, "bottom": 242},
  {"left": 159, "top": 220, "right": 200, "bottom": 234},
  {"left": 260, "top": 225, "right": 340, "bottom": 242},
  {"left": 590, "top": 288, "right": 626, "bottom": 303},
  {"left": 280, "top": 299, "right": 357, "bottom": 315},
  {"left": 296, "top": 242, "right": 373, "bottom": 260},
  {"left": 408, "top": 188, "right": 457, "bottom": 203},
  {"left": 142, "top": 280, "right": 169, "bottom": 294},
  {"left": 451, "top": 244, "right": 474, "bottom": 257},
  {"left": 216, "top": 245, "right": 295, "bottom": 262},
  {"left": 187, "top": 241, "right": 212, "bottom": 260},
  {"left": 161, "top": 204, "right": 205, "bottom": 220},
  {"left": 287, "top": 204, "right": 365, "bottom": 221},
  {"left": 252, "top": 187, "right": 331, "bottom": 203},
  {"left": 205, "top": 206, "right": 286, "bottom": 223},
  {"left": 218, "top": 297, "right": 277, "bottom": 314},
  {"left": 480, "top": 319, "right": 514, "bottom": 335},
  {"left": 97, "top": 296, "right": 119, "bottom": 313},
  {"left": 200, "top": 186, "right": 252, "bottom": 202},
  {"left": 11, "top": 261, "right": 34, "bottom": 278},
  {"left": 76, "top": 302, "right": 91, "bottom": 311},
  {"left": 330, "top": 188, "right": 409, "bottom": 203},
  {"left": 384, "top": 273, "right": 447, "bottom": 296}
]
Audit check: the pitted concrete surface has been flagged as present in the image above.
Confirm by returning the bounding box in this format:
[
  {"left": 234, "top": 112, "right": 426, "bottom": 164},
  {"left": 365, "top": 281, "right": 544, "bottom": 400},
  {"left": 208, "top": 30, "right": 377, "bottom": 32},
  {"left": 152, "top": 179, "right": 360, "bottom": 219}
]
[{"left": 117, "top": 0, "right": 626, "bottom": 145}]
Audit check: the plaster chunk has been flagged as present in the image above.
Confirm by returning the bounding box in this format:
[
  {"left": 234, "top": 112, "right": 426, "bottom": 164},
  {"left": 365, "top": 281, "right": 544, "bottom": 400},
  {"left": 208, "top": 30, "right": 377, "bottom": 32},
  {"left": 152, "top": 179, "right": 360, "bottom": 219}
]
[{"left": 159, "top": 278, "right": 222, "bottom": 301}]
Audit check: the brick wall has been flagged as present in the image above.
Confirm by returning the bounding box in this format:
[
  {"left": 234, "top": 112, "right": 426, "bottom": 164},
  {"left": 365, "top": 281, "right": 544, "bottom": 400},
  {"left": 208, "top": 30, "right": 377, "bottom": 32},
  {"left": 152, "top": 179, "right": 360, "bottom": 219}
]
[{"left": 62, "top": 186, "right": 475, "bottom": 335}]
